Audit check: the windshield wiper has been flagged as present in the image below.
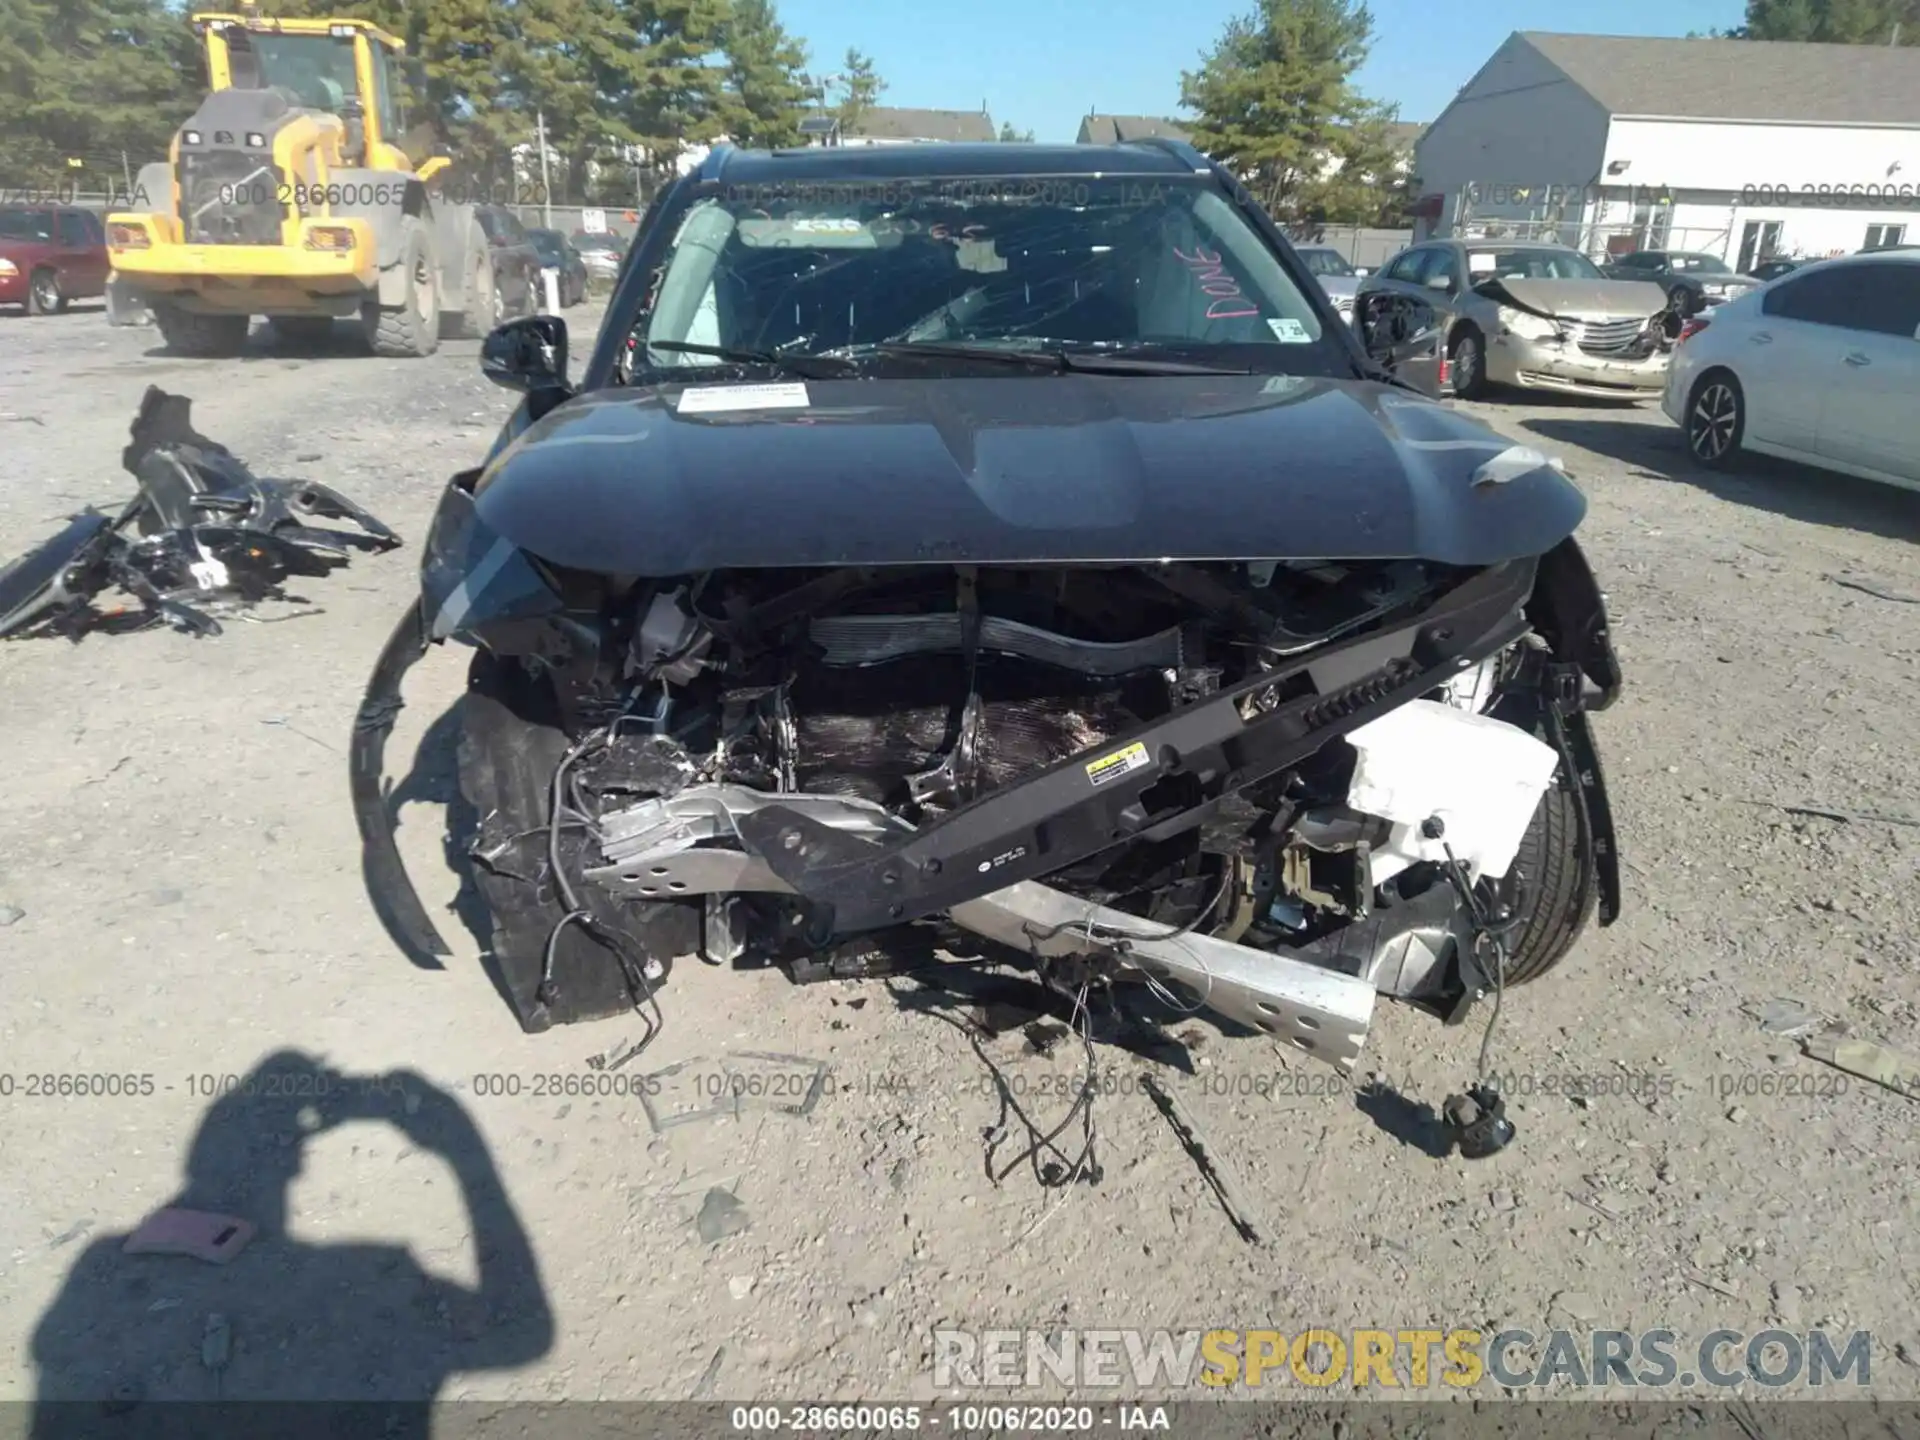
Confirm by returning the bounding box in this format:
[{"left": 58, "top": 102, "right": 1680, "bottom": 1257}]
[
  {"left": 871, "top": 341, "right": 1253, "bottom": 376},
  {"left": 643, "top": 340, "right": 862, "bottom": 378}
]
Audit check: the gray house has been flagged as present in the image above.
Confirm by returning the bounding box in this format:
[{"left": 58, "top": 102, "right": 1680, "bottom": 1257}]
[
  {"left": 842, "top": 106, "right": 998, "bottom": 145},
  {"left": 1076, "top": 114, "right": 1191, "bottom": 145}
]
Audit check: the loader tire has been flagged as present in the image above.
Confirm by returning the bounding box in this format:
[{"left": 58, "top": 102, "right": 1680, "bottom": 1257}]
[
  {"left": 364, "top": 215, "right": 441, "bottom": 357},
  {"left": 1489, "top": 767, "right": 1596, "bottom": 986},
  {"left": 455, "top": 248, "right": 498, "bottom": 339},
  {"left": 153, "top": 306, "right": 250, "bottom": 357}
]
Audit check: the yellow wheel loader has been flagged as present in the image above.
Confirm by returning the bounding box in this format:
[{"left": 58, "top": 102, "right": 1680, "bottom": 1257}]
[{"left": 106, "top": 9, "right": 504, "bottom": 358}]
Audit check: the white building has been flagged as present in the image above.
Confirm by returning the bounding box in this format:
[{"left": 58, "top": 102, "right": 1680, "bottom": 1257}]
[{"left": 1412, "top": 32, "right": 1920, "bottom": 269}]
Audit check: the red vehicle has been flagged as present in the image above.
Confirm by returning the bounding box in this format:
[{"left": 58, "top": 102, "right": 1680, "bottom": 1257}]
[{"left": 0, "top": 205, "right": 110, "bottom": 315}]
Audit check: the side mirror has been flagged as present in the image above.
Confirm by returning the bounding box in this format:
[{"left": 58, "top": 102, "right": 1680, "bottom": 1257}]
[
  {"left": 1354, "top": 293, "right": 1446, "bottom": 400},
  {"left": 1387, "top": 324, "right": 1447, "bottom": 400},
  {"left": 482, "top": 314, "right": 569, "bottom": 394}
]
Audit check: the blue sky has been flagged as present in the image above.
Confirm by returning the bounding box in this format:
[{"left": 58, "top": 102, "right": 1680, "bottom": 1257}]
[{"left": 774, "top": 0, "right": 1750, "bottom": 143}]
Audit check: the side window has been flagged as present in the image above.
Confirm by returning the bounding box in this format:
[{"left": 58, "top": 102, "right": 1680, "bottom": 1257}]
[
  {"left": 79, "top": 211, "right": 105, "bottom": 245},
  {"left": 56, "top": 211, "right": 90, "bottom": 246},
  {"left": 1382, "top": 248, "right": 1424, "bottom": 282},
  {"left": 1762, "top": 265, "right": 1896, "bottom": 332},
  {"left": 1846, "top": 263, "right": 1920, "bottom": 337},
  {"left": 502, "top": 212, "right": 529, "bottom": 244},
  {"left": 1413, "top": 248, "right": 1457, "bottom": 291},
  {"left": 371, "top": 49, "right": 403, "bottom": 138}
]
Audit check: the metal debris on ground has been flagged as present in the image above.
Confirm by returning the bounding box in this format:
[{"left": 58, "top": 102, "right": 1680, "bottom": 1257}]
[
  {"left": 0, "top": 387, "right": 400, "bottom": 641},
  {"left": 1803, "top": 1033, "right": 1920, "bottom": 1101},
  {"left": 1755, "top": 997, "right": 1823, "bottom": 1038},
  {"left": 1139, "top": 1072, "right": 1266, "bottom": 1245},
  {"left": 695, "top": 1187, "right": 750, "bottom": 1245}
]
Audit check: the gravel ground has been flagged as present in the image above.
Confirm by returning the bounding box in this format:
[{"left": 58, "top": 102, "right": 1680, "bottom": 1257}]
[{"left": 2, "top": 300, "right": 1918, "bottom": 1411}]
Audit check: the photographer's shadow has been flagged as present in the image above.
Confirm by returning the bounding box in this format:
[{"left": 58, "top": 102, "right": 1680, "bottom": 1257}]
[{"left": 29, "top": 1049, "right": 554, "bottom": 1436}]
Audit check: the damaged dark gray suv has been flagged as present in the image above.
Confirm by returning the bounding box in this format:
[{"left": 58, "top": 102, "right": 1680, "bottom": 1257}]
[{"left": 352, "top": 139, "right": 1622, "bottom": 1107}]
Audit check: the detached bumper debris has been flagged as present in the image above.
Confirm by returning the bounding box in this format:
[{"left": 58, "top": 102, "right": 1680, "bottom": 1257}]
[{"left": 0, "top": 387, "right": 399, "bottom": 641}]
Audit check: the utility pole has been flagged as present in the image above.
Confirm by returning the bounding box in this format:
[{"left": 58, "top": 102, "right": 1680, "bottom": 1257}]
[{"left": 536, "top": 110, "right": 553, "bottom": 228}]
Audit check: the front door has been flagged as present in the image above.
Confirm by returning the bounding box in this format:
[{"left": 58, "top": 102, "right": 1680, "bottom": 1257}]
[{"left": 1814, "top": 261, "right": 1920, "bottom": 482}]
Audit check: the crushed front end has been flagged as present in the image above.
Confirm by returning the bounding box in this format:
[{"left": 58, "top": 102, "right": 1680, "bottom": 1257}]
[{"left": 354, "top": 473, "right": 1621, "bottom": 1079}]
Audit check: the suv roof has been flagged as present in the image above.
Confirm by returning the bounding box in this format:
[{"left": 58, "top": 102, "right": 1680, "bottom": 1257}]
[{"left": 697, "top": 139, "right": 1204, "bottom": 187}]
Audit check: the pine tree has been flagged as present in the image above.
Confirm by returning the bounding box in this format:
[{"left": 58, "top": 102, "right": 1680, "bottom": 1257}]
[
  {"left": 718, "top": 0, "right": 811, "bottom": 148},
  {"left": 1180, "top": 0, "right": 1403, "bottom": 225},
  {"left": 1735, "top": 0, "right": 1917, "bottom": 41},
  {"left": 832, "top": 47, "right": 884, "bottom": 133},
  {"left": 998, "top": 121, "right": 1035, "bottom": 142},
  {"left": 0, "top": 0, "right": 204, "bottom": 186}
]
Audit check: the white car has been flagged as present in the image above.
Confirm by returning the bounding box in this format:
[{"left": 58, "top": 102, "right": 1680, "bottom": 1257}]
[{"left": 1662, "top": 251, "right": 1920, "bottom": 491}]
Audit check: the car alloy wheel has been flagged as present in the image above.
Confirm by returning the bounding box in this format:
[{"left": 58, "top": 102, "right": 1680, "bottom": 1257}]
[
  {"left": 1689, "top": 378, "right": 1740, "bottom": 463},
  {"left": 29, "top": 270, "right": 60, "bottom": 315}
]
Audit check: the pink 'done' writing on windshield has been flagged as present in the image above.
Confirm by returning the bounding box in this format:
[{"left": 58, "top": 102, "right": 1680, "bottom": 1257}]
[{"left": 1172, "top": 245, "right": 1260, "bottom": 320}]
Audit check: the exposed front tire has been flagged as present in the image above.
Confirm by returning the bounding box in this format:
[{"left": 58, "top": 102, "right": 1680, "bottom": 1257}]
[
  {"left": 1449, "top": 325, "right": 1490, "bottom": 401},
  {"left": 363, "top": 214, "right": 441, "bottom": 357},
  {"left": 459, "top": 652, "right": 696, "bottom": 1033},
  {"left": 27, "top": 268, "right": 62, "bottom": 316},
  {"left": 1685, "top": 370, "right": 1744, "bottom": 469},
  {"left": 1491, "top": 774, "right": 1597, "bottom": 986},
  {"left": 153, "top": 306, "right": 250, "bottom": 357}
]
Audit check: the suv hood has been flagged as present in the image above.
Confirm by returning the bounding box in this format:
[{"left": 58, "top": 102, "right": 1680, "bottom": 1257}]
[
  {"left": 473, "top": 374, "right": 1588, "bottom": 575},
  {"left": 1478, "top": 277, "right": 1668, "bottom": 317}
]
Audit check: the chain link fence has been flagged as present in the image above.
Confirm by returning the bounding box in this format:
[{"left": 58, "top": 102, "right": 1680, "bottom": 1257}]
[{"left": 1285, "top": 224, "right": 1414, "bottom": 269}]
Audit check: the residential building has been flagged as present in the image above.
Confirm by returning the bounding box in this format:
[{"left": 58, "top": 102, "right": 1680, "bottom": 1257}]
[
  {"left": 1075, "top": 114, "right": 1191, "bottom": 145},
  {"left": 1411, "top": 32, "right": 1920, "bottom": 267},
  {"left": 840, "top": 106, "right": 997, "bottom": 145}
]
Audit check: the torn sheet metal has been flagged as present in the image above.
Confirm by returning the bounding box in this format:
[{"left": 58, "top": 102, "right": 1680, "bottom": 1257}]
[{"left": 0, "top": 387, "right": 400, "bottom": 641}]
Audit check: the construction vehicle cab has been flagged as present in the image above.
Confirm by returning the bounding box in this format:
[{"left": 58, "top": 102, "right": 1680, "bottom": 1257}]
[{"left": 106, "top": 9, "right": 509, "bottom": 358}]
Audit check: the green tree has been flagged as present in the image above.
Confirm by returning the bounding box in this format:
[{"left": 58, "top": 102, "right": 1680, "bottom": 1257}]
[
  {"left": 0, "top": 0, "right": 205, "bottom": 187},
  {"left": 717, "top": 0, "right": 811, "bottom": 147},
  {"left": 998, "top": 121, "right": 1035, "bottom": 141},
  {"left": 1180, "top": 0, "right": 1404, "bottom": 225},
  {"left": 831, "top": 46, "right": 884, "bottom": 132},
  {"left": 1733, "top": 0, "right": 1916, "bottom": 40}
]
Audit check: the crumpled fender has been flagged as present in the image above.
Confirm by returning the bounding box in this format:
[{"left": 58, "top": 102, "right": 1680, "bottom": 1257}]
[{"left": 349, "top": 599, "right": 450, "bottom": 964}]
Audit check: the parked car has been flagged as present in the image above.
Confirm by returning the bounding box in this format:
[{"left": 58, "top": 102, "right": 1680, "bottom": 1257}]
[
  {"left": 527, "top": 228, "right": 588, "bottom": 308},
  {"left": 1602, "top": 250, "right": 1761, "bottom": 317},
  {"left": 1293, "top": 245, "right": 1360, "bottom": 323},
  {"left": 1355, "top": 239, "right": 1672, "bottom": 400},
  {"left": 1662, "top": 251, "right": 1920, "bottom": 493},
  {"left": 0, "top": 204, "right": 110, "bottom": 315},
  {"left": 1745, "top": 257, "right": 1806, "bottom": 282},
  {"left": 474, "top": 206, "right": 543, "bottom": 322},
  {"left": 569, "top": 230, "right": 624, "bottom": 285},
  {"left": 354, "top": 139, "right": 1624, "bottom": 1107}
]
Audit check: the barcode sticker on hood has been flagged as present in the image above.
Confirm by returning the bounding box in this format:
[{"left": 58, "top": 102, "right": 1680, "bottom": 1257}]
[{"left": 676, "top": 382, "right": 810, "bottom": 414}]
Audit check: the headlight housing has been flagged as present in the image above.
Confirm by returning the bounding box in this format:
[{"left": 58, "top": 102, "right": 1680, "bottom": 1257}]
[{"left": 1498, "top": 305, "right": 1563, "bottom": 341}]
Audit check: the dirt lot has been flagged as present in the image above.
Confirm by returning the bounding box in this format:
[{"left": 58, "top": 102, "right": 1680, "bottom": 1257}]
[{"left": 2, "top": 300, "right": 1918, "bottom": 1410}]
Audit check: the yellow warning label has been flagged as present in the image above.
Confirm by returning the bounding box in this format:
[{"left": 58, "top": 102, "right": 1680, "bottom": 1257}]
[{"left": 1085, "top": 741, "right": 1151, "bottom": 788}]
